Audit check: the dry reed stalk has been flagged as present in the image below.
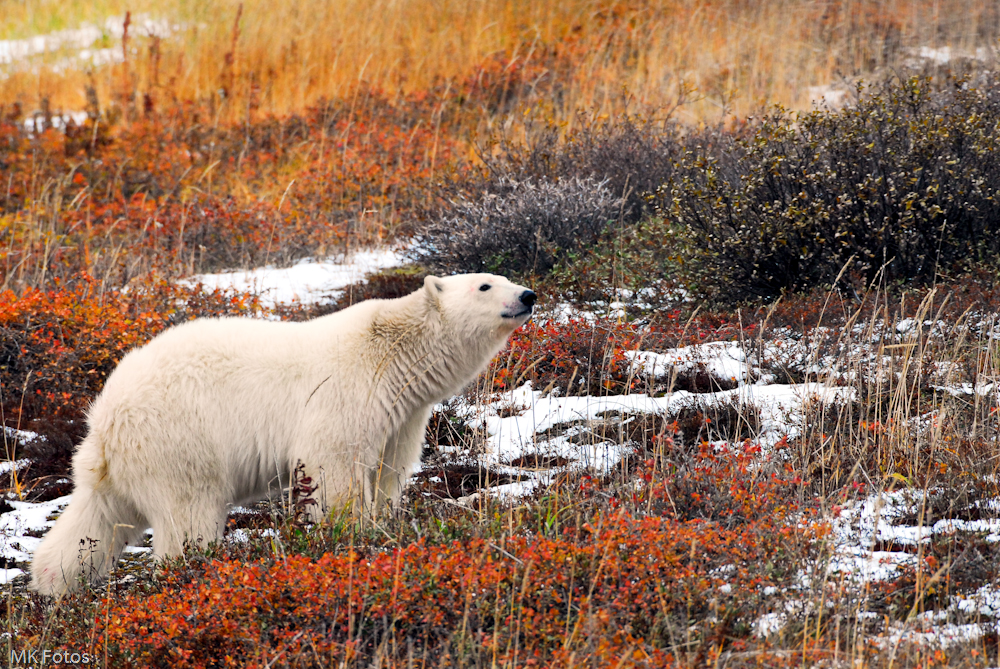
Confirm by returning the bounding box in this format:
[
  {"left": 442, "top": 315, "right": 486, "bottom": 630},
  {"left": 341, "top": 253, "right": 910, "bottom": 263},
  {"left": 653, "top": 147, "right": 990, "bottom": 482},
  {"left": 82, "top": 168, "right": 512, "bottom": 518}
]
[{"left": 1, "top": 0, "right": 997, "bottom": 125}]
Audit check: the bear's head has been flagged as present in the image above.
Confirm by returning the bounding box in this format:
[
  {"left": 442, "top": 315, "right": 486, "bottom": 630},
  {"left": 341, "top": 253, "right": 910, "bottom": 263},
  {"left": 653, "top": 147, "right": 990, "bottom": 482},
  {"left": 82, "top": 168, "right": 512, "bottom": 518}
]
[{"left": 423, "top": 273, "right": 536, "bottom": 341}]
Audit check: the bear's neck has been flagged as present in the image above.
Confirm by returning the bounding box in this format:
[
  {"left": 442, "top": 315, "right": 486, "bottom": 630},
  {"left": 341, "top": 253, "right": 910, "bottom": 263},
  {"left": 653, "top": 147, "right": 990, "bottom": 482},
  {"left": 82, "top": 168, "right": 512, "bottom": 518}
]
[{"left": 365, "top": 294, "right": 499, "bottom": 429}]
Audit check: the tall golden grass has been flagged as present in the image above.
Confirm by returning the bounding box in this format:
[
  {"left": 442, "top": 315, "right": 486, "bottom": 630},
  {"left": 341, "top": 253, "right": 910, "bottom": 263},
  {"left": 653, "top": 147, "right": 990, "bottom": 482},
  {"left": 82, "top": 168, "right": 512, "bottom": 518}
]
[{"left": 2, "top": 0, "right": 998, "bottom": 125}]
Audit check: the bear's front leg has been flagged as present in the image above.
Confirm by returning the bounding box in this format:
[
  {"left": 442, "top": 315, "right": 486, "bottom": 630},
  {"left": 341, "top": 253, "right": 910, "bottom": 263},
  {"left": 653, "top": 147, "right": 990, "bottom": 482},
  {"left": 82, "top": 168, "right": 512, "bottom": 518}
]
[
  {"left": 294, "top": 448, "right": 376, "bottom": 523},
  {"left": 372, "top": 406, "right": 432, "bottom": 512},
  {"left": 147, "top": 495, "right": 229, "bottom": 557}
]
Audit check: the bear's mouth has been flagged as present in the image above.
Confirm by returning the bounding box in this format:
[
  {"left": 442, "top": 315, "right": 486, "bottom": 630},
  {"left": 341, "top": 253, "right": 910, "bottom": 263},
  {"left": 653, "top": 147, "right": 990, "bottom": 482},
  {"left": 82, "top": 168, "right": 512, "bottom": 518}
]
[{"left": 501, "top": 308, "right": 533, "bottom": 319}]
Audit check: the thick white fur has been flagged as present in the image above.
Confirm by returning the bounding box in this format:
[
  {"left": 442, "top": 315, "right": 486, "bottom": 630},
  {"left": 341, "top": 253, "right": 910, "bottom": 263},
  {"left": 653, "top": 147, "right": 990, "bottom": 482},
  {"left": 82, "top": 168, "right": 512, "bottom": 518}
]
[{"left": 30, "top": 273, "right": 533, "bottom": 596}]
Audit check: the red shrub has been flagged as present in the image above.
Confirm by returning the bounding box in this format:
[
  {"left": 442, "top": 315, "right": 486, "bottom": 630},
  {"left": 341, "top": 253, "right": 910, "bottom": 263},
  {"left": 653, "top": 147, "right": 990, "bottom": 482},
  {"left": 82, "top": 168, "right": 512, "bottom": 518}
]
[
  {"left": 8, "top": 436, "right": 825, "bottom": 668},
  {"left": 92, "top": 499, "right": 822, "bottom": 667},
  {"left": 484, "top": 312, "right": 757, "bottom": 398},
  {"left": 488, "top": 318, "right": 646, "bottom": 396},
  {"left": 0, "top": 276, "right": 264, "bottom": 428},
  {"left": 0, "top": 92, "right": 467, "bottom": 289}
]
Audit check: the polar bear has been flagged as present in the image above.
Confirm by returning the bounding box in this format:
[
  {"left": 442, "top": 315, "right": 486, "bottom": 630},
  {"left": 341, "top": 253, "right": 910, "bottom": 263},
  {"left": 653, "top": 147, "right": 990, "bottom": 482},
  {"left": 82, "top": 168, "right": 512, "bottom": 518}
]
[{"left": 30, "top": 273, "right": 536, "bottom": 596}]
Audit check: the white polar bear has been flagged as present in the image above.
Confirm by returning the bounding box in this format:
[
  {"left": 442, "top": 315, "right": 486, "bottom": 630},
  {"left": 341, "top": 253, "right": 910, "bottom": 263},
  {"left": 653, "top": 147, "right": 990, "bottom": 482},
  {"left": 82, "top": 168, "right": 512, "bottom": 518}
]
[{"left": 30, "top": 273, "right": 536, "bottom": 596}]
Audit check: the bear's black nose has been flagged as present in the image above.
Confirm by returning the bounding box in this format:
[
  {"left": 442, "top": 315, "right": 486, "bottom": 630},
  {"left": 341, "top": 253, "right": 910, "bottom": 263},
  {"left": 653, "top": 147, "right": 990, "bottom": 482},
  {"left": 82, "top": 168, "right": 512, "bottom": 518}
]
[{"left": 519, "top": 290, "right": 537, "bottom": 308}]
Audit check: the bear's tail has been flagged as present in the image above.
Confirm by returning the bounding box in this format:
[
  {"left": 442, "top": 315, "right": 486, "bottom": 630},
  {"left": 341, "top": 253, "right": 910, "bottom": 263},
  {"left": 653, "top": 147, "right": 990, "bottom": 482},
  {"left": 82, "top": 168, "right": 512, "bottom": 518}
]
[{"left": 30, "top": 447, "right": 143, "bottom": 597}]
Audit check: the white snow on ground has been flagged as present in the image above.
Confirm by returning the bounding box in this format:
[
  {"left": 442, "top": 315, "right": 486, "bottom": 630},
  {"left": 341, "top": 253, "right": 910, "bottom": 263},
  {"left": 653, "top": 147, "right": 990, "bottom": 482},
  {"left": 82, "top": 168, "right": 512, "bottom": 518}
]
[
  {"left": 442, "top": 333, "right": 856, "bottom": 504},
  {"left": 438, "top": 376, "right": 851, "bottom": 507},
  {"left": 824, "top": 487, "right": 1000, "bottom": 648},
  {"left": 0, "top": 496, "right": 67, "bottom": 584},
  {"left": 0, "top": 429, "right": 62, "bottom": 583},
  {"left": 459, "top": 379, "right": 852, "bottom": 468},
  {"left": 627, "top": 342, "right": 749, "bottom": 387},
  {"left": 0, "top": 14, "right": 175, "bottom": 68},
  {"left": 184, "top": 248, "right": 406, "bottom": 308}
]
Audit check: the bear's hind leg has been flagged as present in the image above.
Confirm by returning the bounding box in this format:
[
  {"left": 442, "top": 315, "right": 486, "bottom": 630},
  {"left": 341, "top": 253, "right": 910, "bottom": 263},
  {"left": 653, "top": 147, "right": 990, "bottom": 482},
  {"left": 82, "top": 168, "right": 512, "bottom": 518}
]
[{"left": 31, "top": 486, "right": 146, "bottom": 596}]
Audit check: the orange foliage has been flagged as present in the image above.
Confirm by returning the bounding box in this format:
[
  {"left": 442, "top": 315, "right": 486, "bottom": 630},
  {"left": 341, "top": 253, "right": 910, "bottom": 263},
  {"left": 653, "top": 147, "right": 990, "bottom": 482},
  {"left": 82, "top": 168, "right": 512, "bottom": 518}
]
[
  {"left": 0, "top": 91, "right": 466, "bottom": 290},
  {"left": 489, "top": 318, "right": 645, "bottom": 396},
  {"left": 86, "top": 446, "right": 824, "bottom": 667},
  {"left": 0, "top": 276, "right": 263, "bottom": 427}
]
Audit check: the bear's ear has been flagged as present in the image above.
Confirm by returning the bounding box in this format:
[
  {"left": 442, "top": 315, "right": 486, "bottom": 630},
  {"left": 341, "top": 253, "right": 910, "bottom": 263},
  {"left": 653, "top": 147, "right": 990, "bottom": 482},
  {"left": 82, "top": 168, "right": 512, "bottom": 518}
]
[
  {"left": 423, "top": 275, "right": 445, "bottom": 308},
  {"left": 424, "top": 275, "right": 445, "bottom": 293}
]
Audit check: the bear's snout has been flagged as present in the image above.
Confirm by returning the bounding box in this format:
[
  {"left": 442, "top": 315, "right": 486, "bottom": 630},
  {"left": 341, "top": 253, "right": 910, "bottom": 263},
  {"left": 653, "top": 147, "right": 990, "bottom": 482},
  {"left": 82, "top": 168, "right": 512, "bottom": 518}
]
[{"left": 500, "top": 288, "right": 537, "bottom": 320}]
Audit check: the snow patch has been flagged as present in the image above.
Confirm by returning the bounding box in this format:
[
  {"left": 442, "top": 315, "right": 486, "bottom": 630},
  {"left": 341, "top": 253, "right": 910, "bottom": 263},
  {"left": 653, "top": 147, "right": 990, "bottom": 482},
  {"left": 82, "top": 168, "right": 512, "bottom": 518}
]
[
  {"left": 0, "top": 495, "right": 71, "bottom": 584},
  {"left": 2, "top": 14, "right": 179, "bottom": 89},
  {"left": 183, "top": 248, "right": 405, "bottom": 308}
]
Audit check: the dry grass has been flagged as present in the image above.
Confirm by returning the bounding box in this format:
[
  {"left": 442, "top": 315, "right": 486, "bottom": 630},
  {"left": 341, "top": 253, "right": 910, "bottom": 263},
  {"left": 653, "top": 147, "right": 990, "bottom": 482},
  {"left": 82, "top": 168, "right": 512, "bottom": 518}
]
[{"left": 2, "top": 0, "right": 999, "bottom": 126}]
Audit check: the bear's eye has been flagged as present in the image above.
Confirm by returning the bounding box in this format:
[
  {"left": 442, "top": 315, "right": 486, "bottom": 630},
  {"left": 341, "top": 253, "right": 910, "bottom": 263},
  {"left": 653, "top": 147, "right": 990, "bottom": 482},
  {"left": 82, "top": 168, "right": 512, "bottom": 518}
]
[{"left": 479, "top": 283, "right": 491, "bottom": 292}]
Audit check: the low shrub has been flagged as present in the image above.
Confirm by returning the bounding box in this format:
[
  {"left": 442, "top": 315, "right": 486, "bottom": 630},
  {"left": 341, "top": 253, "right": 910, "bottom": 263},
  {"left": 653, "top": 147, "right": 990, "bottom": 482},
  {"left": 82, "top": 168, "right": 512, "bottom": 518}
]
[
  {"left": 413, "top": 176, "right": 623, "bottom": 276},
  {"left": 484, "top": 311, "right": 755, "bottom": 399},
  {"left": 488, "top": 317, "right": 646, "bottom": 396},
  {"left": 660, "top": 73, "right": 1000, "bottom": 302},
  {"left": 539, "top": 216, "right": 686, "bottom": 307},
  {"left": 416, "top": 110, "right": 701, "bottom": 283},
  {"left": 474, "top": 111, "right": 692, "bottom": 223},
  {"left": 332, "top": 266, "right": 428, "bottom": 309}
]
